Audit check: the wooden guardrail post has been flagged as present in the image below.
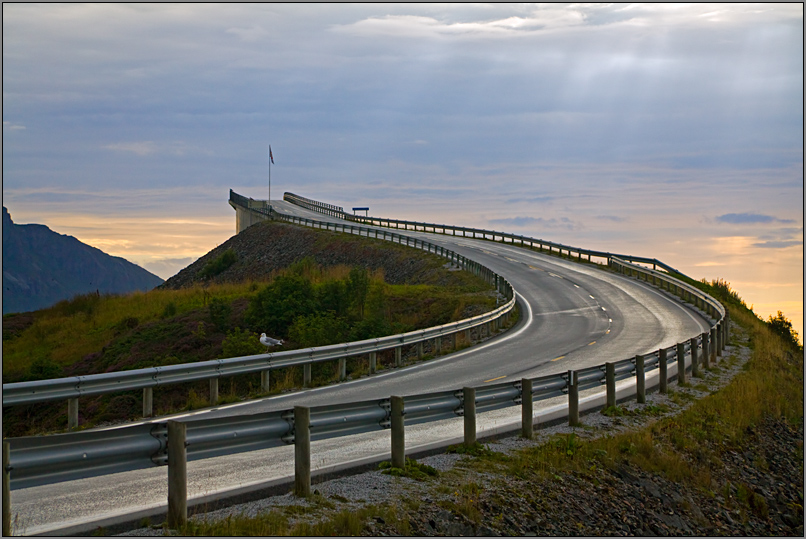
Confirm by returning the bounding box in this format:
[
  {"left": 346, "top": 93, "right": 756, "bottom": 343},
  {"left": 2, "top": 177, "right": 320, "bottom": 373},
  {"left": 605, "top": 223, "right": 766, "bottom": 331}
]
[
  {"left": 3, "top": 441, "right": 11, "bottom": 537},
  {"left": 701, "top": 332, "right": 710, "bottom": 369},
  {"left": 143, "top": 388, "right": 153, "bottom": 418},
  {"left": 568, "top": 371, "right": 579, "bottom": 427},
  {"left": 710, "top": 327, "right": 718, "bottom": 364},
  {"left": 463, "top": 387, "right": 476, "bottom": 446},
  {"left": 690, "top": 337, "right": 699, "bottom": 378},
  {"left": 635, "top": 355, "right": 646, "bottom": 404},
  {"left": 294, "top": 406, "right": 311, "bottom": 497},
  {"left": 605, "top": 362, "right": 616, "bottom": 408},
  {"left": 521, "top": 378, "right": 533, "bottom": 439},
  {"left": 659, "top": 348, "right": 668, "bottom": 394},
  {"left": 68, "top": 398, "right": 79, "bottom": 430},
  {"left": 261, "top": 370, "right": 270, "bottom": 393},
  {"left": 369, "top": 352, "right": 377, "bottom": 374},
  {"left": 167, "top": 420, "right": 187, "bottom": 529},
  {"left": 677, "top": 342, "right": 687, "bottom": 384},
  {"left": 209, "top": 378, "right": 218, "bottom": 406},
  {"left": 303, "top": 364, "right": 311, "bottom": 387},
  {"left": 391, "top": 396, "right": 405, "bottom": 469}
]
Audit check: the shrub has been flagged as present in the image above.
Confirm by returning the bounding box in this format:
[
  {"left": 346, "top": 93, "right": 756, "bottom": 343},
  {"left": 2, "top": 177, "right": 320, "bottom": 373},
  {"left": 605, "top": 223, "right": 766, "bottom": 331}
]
[
  {"left": 766, "top": 311, "right": 802, "bottom": 352},
  {"left": 199, "top": 249, "right": 237, "bottom": 279},
  {"left": 222, "top": 327, "right": 265, "bottom": 358},
  {"left": 245, "top": 274, "right": 316, "bottom": 337},
  {"left": 209, "top": 297, "right": 232, "bottom": 332},
  {"left": 27, "top": 356, "right": 62, "bottom": 381},
  {"left": 162, "top": 301, "right": 177, "bottom": 319},
  {"left": 289, "top": 312, "right": 350, "bottom": 347}
]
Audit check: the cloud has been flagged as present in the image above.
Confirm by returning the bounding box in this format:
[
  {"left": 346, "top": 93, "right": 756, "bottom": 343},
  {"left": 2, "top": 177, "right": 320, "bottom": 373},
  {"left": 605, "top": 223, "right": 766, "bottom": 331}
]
[
  {"left": 103, "top": 141, "right": 199, "bottom": 157},
  {"left": 3, "top": 121, "right": 26, "bottom": 130},
  {"left": 142, "top": 257, "right": 196, "bottom": 279},
  {"left": 716, "top": 213, "right": 795, "bottom": 225},
  {"left": 752, "top": 240, "right": 803, "bottom": 249},
  {"left": 595, "top": 215, "right": 628, "bottom": 223},
  {"left": 488, "top": 216, "right": 578, "bottom": 230}
]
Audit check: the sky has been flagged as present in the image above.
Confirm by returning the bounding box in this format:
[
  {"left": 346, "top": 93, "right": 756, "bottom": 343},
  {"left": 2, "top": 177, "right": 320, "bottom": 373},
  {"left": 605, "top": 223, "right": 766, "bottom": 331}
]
[{"left": 3, "top": 3, "right": 803, "bottom": 340}]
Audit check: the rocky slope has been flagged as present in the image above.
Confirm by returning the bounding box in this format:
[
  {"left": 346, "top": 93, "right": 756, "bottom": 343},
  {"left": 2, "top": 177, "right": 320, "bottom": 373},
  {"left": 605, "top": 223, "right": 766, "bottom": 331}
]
[
  {"left": 2, "top": 207, "right": 163, "bottom": 314},
  {"left": 160, "top": 220, "right": 452, "bottom": 289}
]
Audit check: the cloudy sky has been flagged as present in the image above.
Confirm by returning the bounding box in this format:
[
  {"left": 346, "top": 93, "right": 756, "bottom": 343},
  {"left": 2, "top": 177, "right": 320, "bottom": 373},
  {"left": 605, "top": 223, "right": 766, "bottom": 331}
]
[{"left": 3, "top": 3, "right": 803, "bottom": 338}]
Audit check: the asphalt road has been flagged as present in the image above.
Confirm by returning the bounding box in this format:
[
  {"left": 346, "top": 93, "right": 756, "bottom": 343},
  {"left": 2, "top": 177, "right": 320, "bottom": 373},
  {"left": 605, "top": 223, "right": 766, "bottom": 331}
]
[{"left": 9, "top": 200, "right": 713, "bottom": 535}]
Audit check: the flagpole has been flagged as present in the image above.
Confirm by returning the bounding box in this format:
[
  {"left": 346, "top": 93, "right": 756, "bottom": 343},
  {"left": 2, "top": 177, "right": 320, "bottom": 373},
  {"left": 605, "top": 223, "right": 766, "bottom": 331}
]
[{"left": 268, "top": 145, "right": 272, "bottom": 210}]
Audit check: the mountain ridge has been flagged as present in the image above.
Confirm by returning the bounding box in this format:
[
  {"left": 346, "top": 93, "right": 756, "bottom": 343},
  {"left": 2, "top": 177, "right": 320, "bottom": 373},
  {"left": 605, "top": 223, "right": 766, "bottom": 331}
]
[{"left": 2, "top": 207, "right": 164, "bottom": 314}]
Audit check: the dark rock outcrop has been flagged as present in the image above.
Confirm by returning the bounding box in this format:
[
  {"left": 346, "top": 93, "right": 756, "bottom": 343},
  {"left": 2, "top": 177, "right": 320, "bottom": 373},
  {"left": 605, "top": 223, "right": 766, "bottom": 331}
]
[{"left": 2, "top": 207, "right": 163, "bottom": 314}]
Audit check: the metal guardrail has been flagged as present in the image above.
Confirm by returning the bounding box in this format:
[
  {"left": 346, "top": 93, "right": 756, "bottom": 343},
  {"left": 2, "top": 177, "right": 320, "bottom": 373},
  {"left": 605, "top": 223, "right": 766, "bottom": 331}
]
[
  {"left": 6, "top": 345, "right": 688, "bottom": 491},
  {"left": 283, "top": 192, "right": 681, "bottom": 275},
  {"left": 4, "top": 192, "right": 728, "bottom": 495},
  {"left": 2, "top": 202, "right": 514, "bottom": 409}
]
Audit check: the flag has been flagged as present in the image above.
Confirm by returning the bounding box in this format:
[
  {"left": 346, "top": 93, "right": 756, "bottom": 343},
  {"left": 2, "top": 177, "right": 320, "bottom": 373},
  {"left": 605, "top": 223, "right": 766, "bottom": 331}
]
[{"left": 269, "top": 146, "right": 274, "bottom": 164}]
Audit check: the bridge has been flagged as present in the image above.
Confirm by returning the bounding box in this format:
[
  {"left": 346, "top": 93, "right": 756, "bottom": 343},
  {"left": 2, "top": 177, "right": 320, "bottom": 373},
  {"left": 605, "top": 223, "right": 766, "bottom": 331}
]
[{"left": 2, "top": 190, "right": 727, "bottom": 535}]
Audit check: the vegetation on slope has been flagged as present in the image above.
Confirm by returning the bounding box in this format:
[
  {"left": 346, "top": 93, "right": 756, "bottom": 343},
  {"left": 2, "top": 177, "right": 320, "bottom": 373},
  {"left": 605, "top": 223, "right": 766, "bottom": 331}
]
[{"left": 2, "top": 222, "right": 500, "bottom": 436}]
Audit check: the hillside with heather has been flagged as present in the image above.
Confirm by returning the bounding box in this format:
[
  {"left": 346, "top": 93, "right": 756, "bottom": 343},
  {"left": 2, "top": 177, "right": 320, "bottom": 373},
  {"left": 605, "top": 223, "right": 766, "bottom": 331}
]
[{"left": 2, "top": 220, "right": 501, "bottom": 436}]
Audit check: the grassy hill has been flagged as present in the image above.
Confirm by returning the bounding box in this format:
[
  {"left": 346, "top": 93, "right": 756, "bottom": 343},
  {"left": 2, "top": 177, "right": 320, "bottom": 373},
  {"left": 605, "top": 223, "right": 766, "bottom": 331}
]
[{"left": 2, "top": 221, "right": 500, "bottom": 436}]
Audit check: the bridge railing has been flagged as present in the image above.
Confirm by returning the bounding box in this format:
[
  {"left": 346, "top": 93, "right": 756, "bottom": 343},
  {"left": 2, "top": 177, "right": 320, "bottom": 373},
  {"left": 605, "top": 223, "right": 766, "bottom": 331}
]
[{"left": 283, "top": 192, "right": 680, "bottom": 274}]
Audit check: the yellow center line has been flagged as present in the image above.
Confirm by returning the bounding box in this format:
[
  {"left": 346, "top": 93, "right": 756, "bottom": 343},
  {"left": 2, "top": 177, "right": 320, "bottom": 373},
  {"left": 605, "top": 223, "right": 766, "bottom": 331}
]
[
  {"left": 588, "top": 341, "right": 596, "bottom": 346},
  {"left": 551, "top": 356, "right": 566, "bottom": 362},
  {"left": 484, "top": 375, "right": 507, "bottom": 383}
]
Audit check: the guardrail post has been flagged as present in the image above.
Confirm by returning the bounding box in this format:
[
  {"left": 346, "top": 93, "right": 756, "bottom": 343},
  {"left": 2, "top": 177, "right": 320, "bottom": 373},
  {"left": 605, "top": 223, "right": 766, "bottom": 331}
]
[
  {"left": 391, "top": 396, "right": 405, "bottom": 469},
  {"left": 143, "top": 387, "right": 153, "bottom": 418},
  {"left": 690, "top": 337, "right": 700, "bottom": 378},
  {"left": 521, "top": 378, "right": 533, "bottom": 439},
  {"left": 710, "top": 327, "right": 718, "bottom": 364},
  {"left": 702, "top": 332, "right": 710, "bottom": 369},
  {"left": 3, "top": 442, "right": 10, "bottom": 537},
  {"left": 463, "top": 387, "right": 476, "bottom": 446},
  {"left": 338, "top": 358, "right": 347, "bottom": 381},
  {"left": 434, "top": 337, "right": 442, "bottom": 355},
  {"left": 261, "top": 370, "right": 270, "bottom": 393},
  {"left": 677, "top": 342, "right": 687, "bottom": 384},
  {"left": 465, "top": 329, "right": 471, "bottom": 344},
  {"left": 369, "top": 352, "right": 377, "bottom": 374},
  {"left": 167, "top": 420, "right": 187, "bottom": 528},
  {"left": 304, "top": 364, "right": 311, "bottom": 387},
  {"left": 394, "top": 347, "right": 402, "bottom": 367},
  {"left": 416, "top": 342, "right": 423, "bottom": 360},
  {"left": 451, "top": 332, "right": 458, "bottom": 350},
  {"left": 636, "top": 355, "right": 646, "bottom": 404},
  {"left": 294, "top": 406, "right": 311, "bottom": 497},
  {"left": 68, "top": 398, "right": 79, "bottom": 430},
  {"left": 605, "top": 362, "right": 616, "bottom": 408},
  {"left": 209, "top": 378, "right": 218, "bottom": 405},
  {"left": 659, "top": 348, "right": 668, "bottom": 394},
  {"left": 568, "top": 371, "right": 579, "bottom": 427},
  {"left": 716, "top": 322, "right": 723, "bottom": 357},
  {"left": 724, "top": 311, "right": 730, "bottom": 345}
]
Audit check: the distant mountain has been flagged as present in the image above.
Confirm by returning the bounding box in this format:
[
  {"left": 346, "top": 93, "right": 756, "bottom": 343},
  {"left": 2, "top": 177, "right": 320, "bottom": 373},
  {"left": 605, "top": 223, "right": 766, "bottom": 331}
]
[{"left": 2, "top": 207, "right": 164, "bottom": 314}]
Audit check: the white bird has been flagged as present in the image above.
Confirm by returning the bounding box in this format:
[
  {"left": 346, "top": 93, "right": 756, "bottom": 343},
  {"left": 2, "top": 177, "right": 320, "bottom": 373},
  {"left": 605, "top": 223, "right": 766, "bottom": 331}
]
[{"left": 260, "top": 333, "right": 284, "bottom": 351}]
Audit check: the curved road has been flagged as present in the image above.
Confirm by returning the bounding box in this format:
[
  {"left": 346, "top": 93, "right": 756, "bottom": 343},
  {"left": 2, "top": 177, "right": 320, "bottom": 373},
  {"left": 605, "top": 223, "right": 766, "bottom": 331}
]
[{"left": 10, "top": 200, "right": 713, "bottom": 535}]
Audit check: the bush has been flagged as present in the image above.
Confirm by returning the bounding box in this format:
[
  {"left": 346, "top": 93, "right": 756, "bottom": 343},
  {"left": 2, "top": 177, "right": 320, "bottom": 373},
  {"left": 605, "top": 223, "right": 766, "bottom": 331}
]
[
  {"left": 766, "top": 311, "right": 802, "bottom": 352},
  {"left": 199, "top": 249, "right": 237, "bottom": 279},
  {"left": 27, "top": 356, "right": 62, "bottom": 381},
  {"left": 222, "top": 327, "right": 265, "bottom": 358},
  {"left": 245, "top": 274, "right": 316, "bottom": 337},
  {"left": 162, "top": 301, "right": 177, "bottom": 319},
  {"left": 209, "top": 298, "right": 232, "bottom": 332},
  {"left": 289, "top": 312, "right": 350, "bottom": 347}
]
